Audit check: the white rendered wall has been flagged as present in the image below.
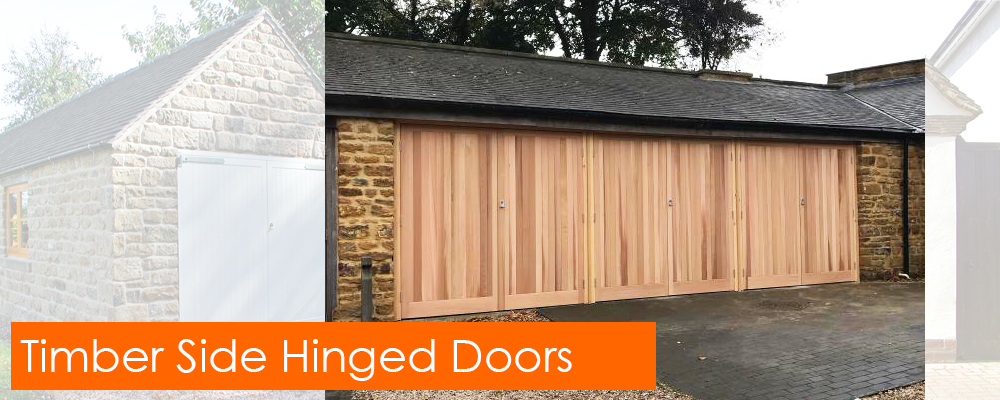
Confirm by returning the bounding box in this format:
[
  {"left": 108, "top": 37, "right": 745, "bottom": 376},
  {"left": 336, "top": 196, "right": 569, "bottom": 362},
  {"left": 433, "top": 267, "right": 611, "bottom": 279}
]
[{"left": 926, "top": 135, "right": 956, "bottom": 340}]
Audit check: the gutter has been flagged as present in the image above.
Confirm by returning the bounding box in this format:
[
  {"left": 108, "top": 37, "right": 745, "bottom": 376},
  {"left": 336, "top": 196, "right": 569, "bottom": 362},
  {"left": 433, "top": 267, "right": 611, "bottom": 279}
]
[
  {"left": 844, "top": 92, "right": 922, "bottom": 278},
  {"left": 0, "top": 142, "right": 113, "bottom": 179}
]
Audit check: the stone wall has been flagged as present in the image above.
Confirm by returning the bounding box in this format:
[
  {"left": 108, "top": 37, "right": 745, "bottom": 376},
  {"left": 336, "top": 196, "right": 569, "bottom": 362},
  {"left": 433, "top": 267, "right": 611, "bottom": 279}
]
[
  {"left": 107, "top": 18, "right": 323, "bottom": 322},
  {"left": 0, "top": 150, "right": 116, "bottom": 322},
  {"left": 0, "top": 19, "right": 321, "bottom": 323},
  {"left": 827, "top": 60, "right": 924, "bottom": 85},
  {"left": 334, "top": 118, "right": 395, "bottom": 321},
  {"left": 856, "top": 141, "right": 925, "bottom": 280}
]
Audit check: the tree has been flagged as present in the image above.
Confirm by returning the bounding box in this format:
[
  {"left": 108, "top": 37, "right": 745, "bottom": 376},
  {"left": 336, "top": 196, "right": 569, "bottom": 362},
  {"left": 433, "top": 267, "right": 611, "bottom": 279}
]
[
  {"left": 1, "top": 29, "right": 105, "bottom": 130},
  {"left": 122, "top": 0, "right": 324, "bottom": 73},
  {"left": 327, "top": 0, "right": 767, "bottom": 68},
  {"left": 123, "top": 6, "right": 195, "bottom": 62},
  {"left": 329, "top": 0, "right": 555, "bottom": 54},
  {"left": 676, "top": 0, "right": 764, "bottom": 70}
]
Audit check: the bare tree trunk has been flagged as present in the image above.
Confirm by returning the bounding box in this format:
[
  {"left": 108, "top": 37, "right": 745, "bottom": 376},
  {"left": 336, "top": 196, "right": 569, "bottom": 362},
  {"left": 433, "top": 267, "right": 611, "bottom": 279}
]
[
  {"left": 548, "top": 3, "right": 574, "bottom": 57},
  {"left": 408, "top": 0, "right": 420, "bottom": 40},
  {"left": 452, "top": 0, "right": 473, "bottom": 45},
  {"left": 579, "top": 0, "right": 600, "bottom": 60}
]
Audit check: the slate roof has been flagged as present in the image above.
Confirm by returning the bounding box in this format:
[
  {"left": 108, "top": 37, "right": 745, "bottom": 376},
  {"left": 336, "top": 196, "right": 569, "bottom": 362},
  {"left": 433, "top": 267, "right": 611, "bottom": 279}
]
[
  {"left": 847, "top": 77, "right": 926, "bottom": 130},
  {"left": 326, "top": 34, "right": 917, "bottom": 133},
  {"left": 0, "top": 8, "right": 321, "bottom": 175}
]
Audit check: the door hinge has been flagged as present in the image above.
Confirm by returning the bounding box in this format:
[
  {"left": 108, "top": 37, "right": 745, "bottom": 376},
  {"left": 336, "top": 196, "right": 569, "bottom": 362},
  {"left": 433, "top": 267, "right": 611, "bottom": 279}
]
[{"left": 178, "top": 155, "right": 225, "bottom": 165}]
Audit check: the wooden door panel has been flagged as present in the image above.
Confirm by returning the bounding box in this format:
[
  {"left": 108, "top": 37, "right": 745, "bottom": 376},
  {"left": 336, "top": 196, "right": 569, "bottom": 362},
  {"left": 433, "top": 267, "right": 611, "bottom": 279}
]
[
  {"left": 741, "top": 143, "right": 804, "bottom": 289},
  {"left": 591, "top": 136, "right": 670, "bottom": 301},
  {"left": 801, "top": 145, "right": 858, "bottom": 284},
  {"left": 669, "top": 141, "right": 737, "bottom": 295},
  {"left": 399, "top": 125, "right": 499, "bottom": 318},
  {"left": 500, "top": 131, "right": 586, "bottom": 309}
]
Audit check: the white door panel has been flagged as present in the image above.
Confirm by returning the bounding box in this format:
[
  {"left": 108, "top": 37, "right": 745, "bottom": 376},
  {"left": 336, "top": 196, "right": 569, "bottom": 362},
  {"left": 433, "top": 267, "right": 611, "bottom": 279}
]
[
  {"left": 179, "top": 157, "right": 270, "bottom": 322},
  {"left": 266, "top": 161, "right": 325, "bottom": 322},
  {"left": 178, "top": 153, "right": 324, "bottom": 322}
]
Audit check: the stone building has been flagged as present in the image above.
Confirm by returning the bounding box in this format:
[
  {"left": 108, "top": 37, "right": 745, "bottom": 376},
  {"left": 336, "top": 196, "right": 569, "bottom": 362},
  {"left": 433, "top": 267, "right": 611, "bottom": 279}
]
[
  {"left": 0, "top": 9, "right": 324, "bottom": 322},
  {"left": 326, "top": 33, "right": 925, "bottom": 321}
]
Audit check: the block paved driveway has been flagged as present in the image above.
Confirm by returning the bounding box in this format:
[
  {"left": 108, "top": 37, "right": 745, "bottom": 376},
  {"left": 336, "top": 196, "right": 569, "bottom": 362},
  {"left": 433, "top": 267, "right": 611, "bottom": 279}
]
[
  {"left": 539, "top": 282, "right": 924, "bottom": 400},
  {"left": 927, "top": 362, "right": 1000, "bottom": 399}
]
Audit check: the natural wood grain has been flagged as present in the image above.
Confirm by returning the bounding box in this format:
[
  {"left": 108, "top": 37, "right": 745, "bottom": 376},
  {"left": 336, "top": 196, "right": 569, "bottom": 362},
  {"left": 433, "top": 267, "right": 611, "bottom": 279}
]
[
  {"left": 668, "top": 140, "right": 737, "bottom": 295},
  {"left": 396, "top": 124, "right": 859, "bottom": 318},
  {"left": 393, "top": 122, "right": 402, "bottom": 320},
  {"left": 739, "top": 143, "right": 858, "bottom": 289},
  {"left": 741, "top": 143, "right": 804, "bottom": 289},
  {"left": 591, "top": 136, "right": 671, "bottom": 301},
  {"left": 500, "top": 130, "right": 586, "bottom": 307},
  {"left": 398, "top": 125, "right": 499, "bottom": 318},
  {"left": 801, "top": 144, "right": 858, "bottom": 285}
]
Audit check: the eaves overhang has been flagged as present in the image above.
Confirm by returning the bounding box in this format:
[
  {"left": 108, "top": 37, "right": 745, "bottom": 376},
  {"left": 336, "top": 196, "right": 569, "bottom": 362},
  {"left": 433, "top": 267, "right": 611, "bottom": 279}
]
[{"left": 327, "top": 93, "right": 920, "bottom": 143}]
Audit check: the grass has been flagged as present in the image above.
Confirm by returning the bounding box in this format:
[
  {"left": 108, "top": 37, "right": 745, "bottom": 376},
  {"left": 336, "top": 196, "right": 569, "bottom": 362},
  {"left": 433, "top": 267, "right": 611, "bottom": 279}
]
[
  {"left": 1, "top": 341, "right": 10, "bottom": 391},
  {"left": 1, "top": 341, "right": 39, "bottom": 400}
]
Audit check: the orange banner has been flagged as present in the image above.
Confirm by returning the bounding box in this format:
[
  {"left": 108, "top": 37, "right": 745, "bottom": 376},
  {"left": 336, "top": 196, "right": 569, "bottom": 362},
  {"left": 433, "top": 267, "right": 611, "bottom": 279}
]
[{"left": 11, "top": 322, "right": 655, "bottom": 390}]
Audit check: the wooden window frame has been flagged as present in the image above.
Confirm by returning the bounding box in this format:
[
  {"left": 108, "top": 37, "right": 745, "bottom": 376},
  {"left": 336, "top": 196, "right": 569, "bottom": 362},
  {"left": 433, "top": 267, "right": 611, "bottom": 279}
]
[{"left": 5, "top": 183, "right": 28, "bottom": 258}]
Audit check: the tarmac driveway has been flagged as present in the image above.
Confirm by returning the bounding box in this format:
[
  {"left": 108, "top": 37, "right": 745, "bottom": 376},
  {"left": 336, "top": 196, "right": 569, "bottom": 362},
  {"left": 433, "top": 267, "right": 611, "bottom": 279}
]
[{"left": 539, "top": 282, "right": 924, "bottom": 400}]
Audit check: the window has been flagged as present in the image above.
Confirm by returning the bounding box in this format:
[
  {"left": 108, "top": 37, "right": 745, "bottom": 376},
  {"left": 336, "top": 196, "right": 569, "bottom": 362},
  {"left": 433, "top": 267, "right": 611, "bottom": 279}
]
[{"left": 6, "top": 184, "right": 28, "bottom": 258}]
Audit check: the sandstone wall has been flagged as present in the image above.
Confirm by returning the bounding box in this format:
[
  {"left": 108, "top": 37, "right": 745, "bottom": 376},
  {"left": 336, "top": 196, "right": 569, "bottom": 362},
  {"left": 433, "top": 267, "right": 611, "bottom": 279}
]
[
  {"left": 0, "top": 150, "right": 116, "bottom": 322},
  {"left": 103, "top": 19, "right": 322, "bottom": 322},
  {"left": 856, "top": 141, "right": 925, "bottom": 280},
  {"left": 334, "top": 118, "right": 396, "bottom": 321}
]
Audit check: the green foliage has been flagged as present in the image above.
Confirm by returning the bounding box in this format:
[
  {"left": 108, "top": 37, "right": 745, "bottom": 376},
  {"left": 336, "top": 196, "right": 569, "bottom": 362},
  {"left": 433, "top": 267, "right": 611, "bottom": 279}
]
[
  {"left": 1, "top": 29, "right": 105, "bottom": 130},
  {"left": 327, "top": 0, "right": 767, "bottom": 68},
  {"left": 122, "top": 0, "right": 323, "bottom": 73},
  {"left": 677, "top": 0, "right": 764, "bottom": 69},
  {"left": 122, "top": 6, "right": 195, "bottom": 62}
]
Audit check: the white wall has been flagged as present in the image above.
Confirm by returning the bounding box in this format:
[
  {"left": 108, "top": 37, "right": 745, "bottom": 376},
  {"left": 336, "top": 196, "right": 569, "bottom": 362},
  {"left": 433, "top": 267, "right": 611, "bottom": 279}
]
[{"left": 926, "top": 135, "right": 956, "bottom": 340}]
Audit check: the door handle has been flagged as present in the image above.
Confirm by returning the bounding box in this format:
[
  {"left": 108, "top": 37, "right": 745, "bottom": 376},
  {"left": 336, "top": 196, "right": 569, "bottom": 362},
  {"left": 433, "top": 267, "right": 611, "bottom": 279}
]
[
  {"left": 800, "top": 197, "right": 805, "bottom": 205},
  {"left": 499, "top": 200, "right": 507, "bottom": 209}
]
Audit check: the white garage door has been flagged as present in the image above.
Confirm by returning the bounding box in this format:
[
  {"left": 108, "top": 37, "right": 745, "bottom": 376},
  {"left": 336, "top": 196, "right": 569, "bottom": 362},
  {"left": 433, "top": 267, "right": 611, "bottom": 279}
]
[{"left": 178, "top": 151, "right": 324, "bottom": 322}]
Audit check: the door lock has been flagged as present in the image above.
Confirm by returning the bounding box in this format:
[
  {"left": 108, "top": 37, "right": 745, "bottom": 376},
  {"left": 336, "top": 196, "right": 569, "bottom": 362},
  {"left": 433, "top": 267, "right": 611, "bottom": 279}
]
[
  {"left": 269, "top": 222, "right": 274, "bottom": 230},
  {"left": 667, "top": 199, "right": 674, "bottom": 206},
  {"left": 499, "top": 200, "right": 507, "bottom": 209},
  {"left": 800, "top": 197, "right": 806, "bottom": 205}
]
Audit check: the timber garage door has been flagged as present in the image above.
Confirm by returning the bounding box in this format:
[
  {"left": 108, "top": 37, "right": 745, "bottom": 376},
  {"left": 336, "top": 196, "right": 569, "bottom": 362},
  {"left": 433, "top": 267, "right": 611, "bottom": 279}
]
[
  {"left": 590, "top": 137, "right": 736, "bottom": 301},
  {"left": 398, "top": 125, "right": 858, "bottom": 318},
  {"left": 178, "top": 152, "right": 325, "bottom": 322},
  {"left": 398, "top": 126, "right": 585, "bottom": 318},
  {"left": 739, "top": 142, "right": 859, "bottom": 289}
]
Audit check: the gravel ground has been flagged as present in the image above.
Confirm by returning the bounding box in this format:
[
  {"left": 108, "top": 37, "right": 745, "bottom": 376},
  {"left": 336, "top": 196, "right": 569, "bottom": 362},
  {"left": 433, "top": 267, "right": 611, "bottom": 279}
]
[
  {"left": 464, "top": 311, "right": 550, "bottom": 322},
  {"left": 353, "top": 383, "right": 693, "bottom": 400},
  {"left": 859, "top": 382, "right": 924, "bottom": 400},
  {"left": 53, "top": 390, "right": 322, "bottom": 400}
]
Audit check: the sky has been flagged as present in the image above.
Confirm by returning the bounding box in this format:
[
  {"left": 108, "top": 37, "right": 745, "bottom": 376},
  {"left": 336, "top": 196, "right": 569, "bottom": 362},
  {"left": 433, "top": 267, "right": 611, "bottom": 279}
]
[
  {"left": 0, "top": 0, "right": 977, "bottom": 125},
  {"left": 944, "top": 2, "right": 1000, "bottom": 142},
  {"left": 0, "top": 0, "right": 196, "bottom": 123}
]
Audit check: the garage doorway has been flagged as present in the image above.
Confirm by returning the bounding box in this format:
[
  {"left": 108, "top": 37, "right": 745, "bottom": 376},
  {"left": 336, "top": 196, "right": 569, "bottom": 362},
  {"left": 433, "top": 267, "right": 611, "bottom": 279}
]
[
  {"left": 397, "top": 125, "right": 858, "bottom": 319},
  {"left": 178, "top": 151, "right": 325, "bottom": 322},
  {"left": 738, "top": 143, "right": 859, "bottom": 290}
]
